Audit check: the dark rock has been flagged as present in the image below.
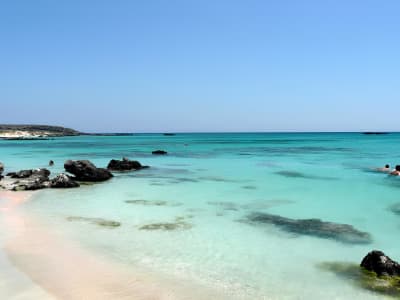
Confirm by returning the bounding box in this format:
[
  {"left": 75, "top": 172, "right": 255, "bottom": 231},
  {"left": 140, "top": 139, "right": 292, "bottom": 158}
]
[
  {"left": 361, "top": 251, "right": 400, "bottom": 277},
  {"left": 244, "top": 212, "right": 372, "bottom": 244},
  {"left": 9, "top": 168, "right": 50, "bottom": 179},
  {"left": 363, "top": 132, "right": 389, "bottom": 135},
  {"left": 49, "top": 160, "right": 54, "bottom": 166},
  {"left": 152, "top": 150, "right": 168, "bottom": 155},
  {"left": 319, "top": 261, "right": 400, "bottom": 297},
  {"left": 7, "top": 168, "right": 51, "bottom": 191},
  {"left": 64, "top": 160, "right": 113, "bottom": 182},
  {"left": 107, "top": 157, "right": 149, "bottom": 171},
  {"left": 50, "top": 173, "right": 80, "bottom": 188},
  {"left": 163, "top": 133, "right": 176, "bottom": 136},
  {"left": 0, "top": 162, "right": 3, "bottom": 180}
]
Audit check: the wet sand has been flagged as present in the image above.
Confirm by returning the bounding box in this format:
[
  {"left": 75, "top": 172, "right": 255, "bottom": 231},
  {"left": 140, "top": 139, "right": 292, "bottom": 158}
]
[{"left": 0, "top": 191, "right": 229, "bottom": 300}]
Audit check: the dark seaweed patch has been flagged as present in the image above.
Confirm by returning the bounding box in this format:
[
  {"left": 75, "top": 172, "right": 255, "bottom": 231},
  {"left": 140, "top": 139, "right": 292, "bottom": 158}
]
[
  {"left": 242, "top": 185, "right": 257, "bottom": 190},
  {"left": 388, "top": 203, "right": 400, "bottom": 215},
  {"left": 274, "top": 170, "right": 338, "bottom": 180},
  {"left": 66, "top": 216, "right": 121, "bottom": 228},
  {"left": 243, "top": 212, "right": 372, "bottom": 244}
]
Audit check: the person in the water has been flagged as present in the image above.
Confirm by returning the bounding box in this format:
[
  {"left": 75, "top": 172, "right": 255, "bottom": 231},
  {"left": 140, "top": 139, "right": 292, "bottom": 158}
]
[
  {"left": 376, "top": 164, "right": 391, "bottom": 173},
  {"left": 390, "top": 165, "right": 400, "bottom": 176}
]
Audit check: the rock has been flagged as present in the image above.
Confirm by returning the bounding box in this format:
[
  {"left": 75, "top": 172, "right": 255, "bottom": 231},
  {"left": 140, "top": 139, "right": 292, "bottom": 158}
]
[
  {"left": 152, "top": 150, "right": 168, "bottom": 155},
  {"left": 361, "top": 251, "right": 400, "bottom": 277},
  {"left": 6, "top": 168, "right": 51, "bottom": 191},
  {"left": 9, "top": 168, "right": 50, "bottom": 179},
  {"left": 49, "top": 160, "right": 54, "bottom": 166},
  {"left": 64, "top": 160, "right": 113, "bottom": 182},
  {"left": 0, "top": 162, "right": 3, "bottom": 180},
  {"left": 244, "top": 212, "right": 372, "bottom": 244},
  {"left": 50, "top": 173, "right": 80, "bottom": 188},
  {"left": 319, "top": 261, "right": 400, "bottom": 297},
  {"left": 107, "top": 157, "right": 149, "bottom": 171}
]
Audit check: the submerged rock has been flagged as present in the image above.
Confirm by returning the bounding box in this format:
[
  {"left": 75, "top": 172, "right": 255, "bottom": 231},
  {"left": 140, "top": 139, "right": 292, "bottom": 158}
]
[
  {"left": 361, "top": 251, "right": 400, "bottom": 277},
  {"left": 319, "top": 261, "right": 400, "bottom": 297},
  {"left": 152, "top": 150, "right": 168, "bottom": 155},
  {"left": 139, "top": 218, "right": 192, "bottom": 231},
  {"left": 244, "top": 212, "right": 372, "bottom": 244},
  {"left": 107, "top": 157, "right": 149, "bottom": 171},
  {"left": 50, "top": 173, "right": 80, "bottom": 188},
  {"left": 125, "top": 199, "right": 168, "bottom": 206},
  {"left": 66, "top": 216, "right": 121, "bottom": 227},
  {"left": 49, "top": 160, "right": 54, "bottom": 166},
  {"left": 388, "top": 203, "right": 400, "bottom": 215},
  {"left": 64, "top": 160, "right": 113, "bottom": 182}
]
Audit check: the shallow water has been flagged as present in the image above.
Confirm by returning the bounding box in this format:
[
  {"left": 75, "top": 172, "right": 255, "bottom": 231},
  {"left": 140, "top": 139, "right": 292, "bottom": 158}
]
[{"left": 1, "top": 133, "right": 400, "bottom": 299}]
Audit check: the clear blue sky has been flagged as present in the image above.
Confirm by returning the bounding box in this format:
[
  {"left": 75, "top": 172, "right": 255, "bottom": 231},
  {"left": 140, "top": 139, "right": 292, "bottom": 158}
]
[{"left": 1, "top": 0, "right": 399, "bottom": 132}]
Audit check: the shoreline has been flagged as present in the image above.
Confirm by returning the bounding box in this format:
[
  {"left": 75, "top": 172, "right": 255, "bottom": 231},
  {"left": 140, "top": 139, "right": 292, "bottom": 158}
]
[{"left": 0, "top": 190, "right": 231, "bottom": 300}]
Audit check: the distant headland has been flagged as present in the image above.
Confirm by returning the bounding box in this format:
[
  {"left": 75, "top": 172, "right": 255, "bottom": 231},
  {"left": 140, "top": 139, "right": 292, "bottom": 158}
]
[
  {"left": 0, "top": 125, "right": 137, "bottom": 140},
  {"left": 0, "top": 124, "right": 81, "bottom": 139}
]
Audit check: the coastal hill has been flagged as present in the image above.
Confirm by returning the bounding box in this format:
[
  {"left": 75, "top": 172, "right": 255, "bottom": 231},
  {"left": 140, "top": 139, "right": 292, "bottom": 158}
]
[{"left": 0, "top": 124, "right": 81, "bottom": 139}]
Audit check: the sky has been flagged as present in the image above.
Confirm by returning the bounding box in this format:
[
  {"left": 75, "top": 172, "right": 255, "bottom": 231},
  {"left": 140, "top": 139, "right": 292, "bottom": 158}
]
[{"left": 1, "top": 0, "right": 399, "bottom": 132}]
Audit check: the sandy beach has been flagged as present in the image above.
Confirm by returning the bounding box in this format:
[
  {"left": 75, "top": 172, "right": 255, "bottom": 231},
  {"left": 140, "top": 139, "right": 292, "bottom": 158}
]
[{"left": 0, "top": 190, "right": 228, "bottom": 300}]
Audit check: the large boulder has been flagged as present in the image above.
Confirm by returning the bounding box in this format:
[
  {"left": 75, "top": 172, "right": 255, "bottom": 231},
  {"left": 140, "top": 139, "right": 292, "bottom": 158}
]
[
  {"left": 50, "top": 173, "right": 80, "bottom": 188},
  {"left": 107, "top": 157, "right": 148, "bottom": 171},
  {"left": 64, "top": 160, "right": 113, "bottom": 182},
  {"left": 361, "top": 250, "right": 400, "bottom": 276}
]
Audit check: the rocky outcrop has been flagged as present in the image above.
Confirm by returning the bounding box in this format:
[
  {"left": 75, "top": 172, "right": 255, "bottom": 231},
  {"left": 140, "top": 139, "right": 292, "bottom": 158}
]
[
  {"left": 0, "top": 162, "right": 3, "bottom": 180},
  {"left": 361, "top": 251, "right": 400, "bottom": 276},
  {"left": 107, "top": 157, "right": 148, "bottom": 171},
  {"left": 50, "top": 173, "right": 80, "bottom": 188},
  {"left": 5, "top": 168, "right": 51, "bottom": 191},
  {"left": 7, "top": 168, "right": 50, "bottom": 179},
  {"left": 152, "top": 150, "right": 168, "bottom": 155},
  {"left": 64, "top": 160, "right": 113, "bottom": 182}
]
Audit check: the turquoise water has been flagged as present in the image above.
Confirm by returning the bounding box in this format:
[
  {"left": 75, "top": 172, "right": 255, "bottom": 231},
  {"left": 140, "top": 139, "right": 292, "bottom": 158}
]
[{"left": 2, "top": 133, "right": 400, "bottom": 299}]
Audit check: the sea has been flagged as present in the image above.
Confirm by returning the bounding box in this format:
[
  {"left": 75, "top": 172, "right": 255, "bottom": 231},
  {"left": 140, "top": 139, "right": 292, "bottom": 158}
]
[{"left": 1, "top": 132, "right": 400, "bottom": 299}]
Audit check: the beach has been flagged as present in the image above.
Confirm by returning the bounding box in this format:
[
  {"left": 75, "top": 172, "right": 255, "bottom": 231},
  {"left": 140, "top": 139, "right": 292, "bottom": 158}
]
[{"left": 0, "top": 133, "right": 399, "bottom": 299}]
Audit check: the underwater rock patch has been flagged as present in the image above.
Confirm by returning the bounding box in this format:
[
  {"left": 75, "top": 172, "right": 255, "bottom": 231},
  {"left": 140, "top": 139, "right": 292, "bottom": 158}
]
[
  {"left": 125, "top": 199, "right": 168, "bottom": 206},
  {"left": 240, "top": 199, "right": 295, "bottom": 210},
  {"left": 244, "top": 212, "right": 372, "bottom": 244},
  {"left": 139, "top": 220, "right": 192, "bottom": 231},
  {"left": 241, "top": 185, "right": 257, "bottom": 190},
  {"left": 274, "top": 170, "right": 337, "bottom": 180},
  {"left": 388, "top": 203, "right": 400, "bottom": 215},
  {"left": 318, "top": 261, "right": 400, "bottom": 297},
  {"left": 66, "top": 216, "right": 121, "bottom": 228},
  {"left": 207, "top": 201, "right": 239, "bottom": 211}
]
